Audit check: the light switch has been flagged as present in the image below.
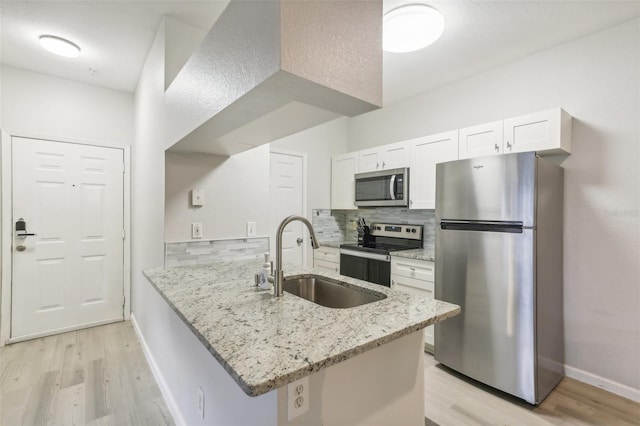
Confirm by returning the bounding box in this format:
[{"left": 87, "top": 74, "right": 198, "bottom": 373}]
[
  {"left": 192, "top": 223, "right": 203, "bottom": 239},
  {"left": 192, "top": 189, "right": 205, "bottom": 207}
]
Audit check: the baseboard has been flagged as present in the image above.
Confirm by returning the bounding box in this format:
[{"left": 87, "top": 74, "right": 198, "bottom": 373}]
[
  {"left": 130, "top": 314, "right": 186, "bottom": 426},
  {"left": 565, "top": 364, "right": 640, "bottom": 402}
]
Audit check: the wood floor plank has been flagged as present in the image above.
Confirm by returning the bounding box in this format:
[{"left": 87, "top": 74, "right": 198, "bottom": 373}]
[
  {"left": 1, "top": 321, "right": 173, "bottom": 426},
  {"left": 51, "top": 382, "right": 85, "bottom": 426},
  {"left": 424, "top": 353, "right": 640, "bottom": 426},
  {"left": 21, "top": 370, "right": 59, "bottom": 426}
]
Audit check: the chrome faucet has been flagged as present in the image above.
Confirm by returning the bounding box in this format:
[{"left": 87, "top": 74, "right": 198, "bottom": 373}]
[{"left": 271, "top": 215, "right": 320, "bottom": 297}]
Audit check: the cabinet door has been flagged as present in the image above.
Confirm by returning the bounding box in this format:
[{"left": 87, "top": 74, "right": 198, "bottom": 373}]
[
  {"left": 391, "top": 274, "right": 435, "bottom": 346},
  {"left": 331, "top": 153, "right": 358, "bottom": 209},
  {"left": 357, "top": 148, "right": 381, "bottom": 173},
  {"left": 314, "top": 259, "right": 339, "bottom": 273},
  {"left": 503, "top": 108, "right": 571, "bottom": 155},
  {"left": 314, "top": 247, "right": 340, "bottom": 263},
  {"left": 409, "top": 131, "right": 458, "bottom": 210},
  {"left": 458, "top": 120, "right": 503, "bottom": 159},
  {"left": 381, "top": 141, "right": 410, "bottom": 170}
]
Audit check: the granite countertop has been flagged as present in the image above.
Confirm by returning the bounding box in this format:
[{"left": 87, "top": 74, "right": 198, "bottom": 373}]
[
  {"left": 391, "top": 248, "right": 435, "bottom": 262},
  {"left": 143, "top": 259, "right": 459, "bottom": 397}
]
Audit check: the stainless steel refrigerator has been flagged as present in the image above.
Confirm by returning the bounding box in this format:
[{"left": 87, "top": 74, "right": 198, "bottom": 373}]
[{"left": 434, "top": 151, "right": 564, "bottom": 405}]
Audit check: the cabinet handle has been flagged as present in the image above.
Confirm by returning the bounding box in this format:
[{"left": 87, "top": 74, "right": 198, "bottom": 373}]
[
  {"left": 382, "top": 161, "right": 386, "bottom": 168},
  {"left": 494, "top": 143, "right": 499, "bottom": 152},
  {"left": 409, "top": 267, "right": 416, "bottom": 271},
  {"left": 376, "top": 162, "right": 380, "bottom": 169},
  {"left": 506, "top": 141, "right": 512, "bottom": 150}
]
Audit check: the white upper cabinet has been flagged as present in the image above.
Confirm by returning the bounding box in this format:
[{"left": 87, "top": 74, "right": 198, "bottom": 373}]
[
  {"left": 409, "top": 130, "right": 459, "bottom": 210},
  {"left": 458, "top": 120, "right": 504, "bottom": 159},
  {"left": 503, "top": 108, "right": 572, "bottom": 155},
  {"left": 331, "top": 153, "right": 358, "bottom": 209},
  {"left": 357, "top": 141, "right": 409, "bottom": 173},
  {"left": 460, "top": 108, "right": 572, "bottom": 159}
]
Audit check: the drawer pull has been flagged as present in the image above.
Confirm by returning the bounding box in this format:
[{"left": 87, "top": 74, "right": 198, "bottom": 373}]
[{"left": 409, "top": 267, "right": 415, "bottom": 271}]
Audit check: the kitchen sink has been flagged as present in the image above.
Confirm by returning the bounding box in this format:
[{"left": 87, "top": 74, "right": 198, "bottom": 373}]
[{"left": 283, "top": 275, "right": 386, "bottom": 308}]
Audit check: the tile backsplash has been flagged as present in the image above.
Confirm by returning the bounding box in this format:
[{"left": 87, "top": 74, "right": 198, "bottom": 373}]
[
  {"left": 312, "top": 208, "right": 435, "bottom": 257},
  {"left": 165, "top": 237, "right": 269, "bottom": 267}
]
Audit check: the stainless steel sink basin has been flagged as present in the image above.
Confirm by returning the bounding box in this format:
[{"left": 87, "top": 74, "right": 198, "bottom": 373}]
[{"left": 283, "top": 275, "right": 386, "bottom": 308}]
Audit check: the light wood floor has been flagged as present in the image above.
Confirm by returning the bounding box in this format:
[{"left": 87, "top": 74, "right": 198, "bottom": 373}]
[
  {"left": 0, "top": 321, "right": 173, "bottom": 426},
  {"left": 424, "top": 353, "right": 640, "bottom": 426},
  {"left": 2, "top": 322, "right": 638, "bottom": 426}
]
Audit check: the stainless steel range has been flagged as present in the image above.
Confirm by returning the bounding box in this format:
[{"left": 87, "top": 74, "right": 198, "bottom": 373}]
[{"left": 339, "top": 223, "right": 423, "bottom": 286}]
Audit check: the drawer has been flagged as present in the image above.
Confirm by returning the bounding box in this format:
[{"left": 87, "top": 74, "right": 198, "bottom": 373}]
[
  {"left": 314, "top": 259, "right": 339, "bottom": 273},
  {"left": 391, "top": 275, "right": 434, "bottom": 298},
  {"left": 391, "top": 258, "right": 435, "bottom": 282},
  {"left": 314, "top": 247, "right": 340, "bottom": 263}
]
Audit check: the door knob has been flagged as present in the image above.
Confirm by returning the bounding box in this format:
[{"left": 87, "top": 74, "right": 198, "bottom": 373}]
[{"left": 296, "top": 238, "right": 303, "bottom": 245}]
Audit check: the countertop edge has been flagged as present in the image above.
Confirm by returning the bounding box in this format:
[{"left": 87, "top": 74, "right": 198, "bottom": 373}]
[{"left": 142, "top": 265, "right": 460, "bottom": 397}]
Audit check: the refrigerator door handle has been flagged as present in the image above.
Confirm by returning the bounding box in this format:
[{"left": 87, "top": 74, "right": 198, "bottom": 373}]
[{"left": 440, "top": 220, "right": 524, "bottom": 233}]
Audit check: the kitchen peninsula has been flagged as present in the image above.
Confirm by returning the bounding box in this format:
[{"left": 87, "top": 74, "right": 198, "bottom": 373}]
[{"left": 143, "top": 258, "right": 459, "bottom": 425}]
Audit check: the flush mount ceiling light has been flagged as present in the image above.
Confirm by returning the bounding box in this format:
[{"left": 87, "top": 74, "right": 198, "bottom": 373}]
[
  {"left": 39, "top": 35, "right": 81, "bottom": 58},
  {"left": 383, "top": 4, "right": 445, "bottom": 53}
]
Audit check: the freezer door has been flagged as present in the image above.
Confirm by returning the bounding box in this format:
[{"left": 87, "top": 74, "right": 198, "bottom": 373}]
[
  {"left": 435, "top": 226, "right": 537, "bottom": 403},
  {"left": 436, "top": 152, "right": 536, "bottom": 226}
]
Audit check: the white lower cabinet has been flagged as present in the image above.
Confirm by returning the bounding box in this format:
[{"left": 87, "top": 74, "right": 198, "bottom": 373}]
[
  {"left": 391, "top": 257, "right": 435, "bottom": 352},
  {"left": 314, "top": 247, "right": 340, "bottom": 273}
]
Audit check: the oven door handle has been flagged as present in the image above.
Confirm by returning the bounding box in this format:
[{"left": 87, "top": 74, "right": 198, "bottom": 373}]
[{"left": 340, "top": 248, "right": 390, "bottom": 262}]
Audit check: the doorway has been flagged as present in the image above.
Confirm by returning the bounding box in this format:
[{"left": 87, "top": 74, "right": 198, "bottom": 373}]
[
  {"left": 269, "top": 149, "right": 306, "bottom": 267},
  {"left": 4, "top": 136, "right": 128, "bottom": 343}
]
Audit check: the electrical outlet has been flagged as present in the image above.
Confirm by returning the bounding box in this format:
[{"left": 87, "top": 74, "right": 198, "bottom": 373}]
[
  {"left": 192, "top": 223, "right": 203, "bottom": 239},
  {"left": 351, "top": 221, "right": 357, "bottom": 230},
  {"left": 196, "top": 386, "right": 205, "bottom": 419},
  {"left": 247, "top": 221, "right": 256, "bottom": 237},
  {"left": 288, "top": 376, "right": 309, "bottom": 420}
]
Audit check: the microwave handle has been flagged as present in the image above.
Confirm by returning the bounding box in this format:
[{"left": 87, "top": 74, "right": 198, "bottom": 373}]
[{"left": 389, "top": 175, "right": 396, "bottom": 200}]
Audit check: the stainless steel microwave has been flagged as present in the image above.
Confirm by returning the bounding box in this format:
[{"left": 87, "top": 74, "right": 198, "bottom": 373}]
[{"left": 354, "top": 168, "right": 409, "bottom": 207}]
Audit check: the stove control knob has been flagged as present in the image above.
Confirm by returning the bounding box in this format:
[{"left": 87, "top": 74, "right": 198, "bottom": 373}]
[
  {"left": 411, "top": 229, "right": 416, "bottom": 233},
  {"left": 405, "top": 228, "right": 410, "bottom": 232}
]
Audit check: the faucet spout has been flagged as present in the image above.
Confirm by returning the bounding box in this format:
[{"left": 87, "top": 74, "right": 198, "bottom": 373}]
[{"left": 274, "top": 215, "right": 320, "bottom": 297}]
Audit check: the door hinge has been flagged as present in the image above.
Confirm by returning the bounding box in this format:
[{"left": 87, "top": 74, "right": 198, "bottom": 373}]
[
  {"left": 122, "top": 162, "right": 125, "bottom": 173},
  {"left": 122, "top": 229, "right": 126, "bottom": 240},
  {"left": 122, "top": 295, "right": 126, "bottom": 307}
]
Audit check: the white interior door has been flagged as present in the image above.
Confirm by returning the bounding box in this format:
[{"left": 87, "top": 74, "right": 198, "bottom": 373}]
[
  {"left": 270, "top": 151, "right": 304, "bottom": 267},
  {"left": 11, "top": 137, "right": 124, "bottom": 341}
]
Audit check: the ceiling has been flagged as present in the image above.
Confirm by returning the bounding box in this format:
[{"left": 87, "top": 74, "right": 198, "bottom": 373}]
[{"left": 1, "top": 0, "right": 639, "bottom": 105}]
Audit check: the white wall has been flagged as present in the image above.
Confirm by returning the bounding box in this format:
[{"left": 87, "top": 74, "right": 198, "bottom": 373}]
[
  {"left": 0, "top": 65, "right": 133, "bottom": 147},
  {"left": 164, "top": 116, "right": 349, "bottom": 268},
  {"left": 164, "top": 146, "right": 270, "bottom": 242},
  {"left": 349, "top": 19, "right": 640, "bottom": 397}
]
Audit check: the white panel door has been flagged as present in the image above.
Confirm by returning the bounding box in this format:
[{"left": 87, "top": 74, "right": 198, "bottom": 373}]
[
  {"left": 270, "top": 152, "right": 304, "bottom": 267},
  {"left": 409, "top": 130, "right": 458, "bottom": 210},
  {"left": 11, "top": 137, "right": 124, "bottom": 340}
]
